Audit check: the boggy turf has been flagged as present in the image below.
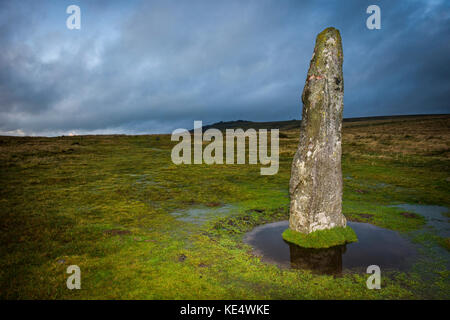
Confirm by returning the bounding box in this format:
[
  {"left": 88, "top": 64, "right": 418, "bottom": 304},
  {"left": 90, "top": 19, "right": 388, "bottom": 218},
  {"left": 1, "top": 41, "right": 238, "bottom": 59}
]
[{"left": 0, "top": 115, "right": 449, "bottom": 299}]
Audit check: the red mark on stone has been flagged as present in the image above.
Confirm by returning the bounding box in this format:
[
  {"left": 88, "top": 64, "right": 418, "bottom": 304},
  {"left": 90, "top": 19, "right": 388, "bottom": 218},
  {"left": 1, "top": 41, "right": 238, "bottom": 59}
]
[{"left": 308, "top": 75, "right": 324, "bottom": 81}]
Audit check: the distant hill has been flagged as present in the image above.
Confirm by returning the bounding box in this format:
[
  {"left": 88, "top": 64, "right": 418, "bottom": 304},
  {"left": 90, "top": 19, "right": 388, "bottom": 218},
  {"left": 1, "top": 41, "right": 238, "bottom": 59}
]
[
  {"left": 192, "top": 114, "right": 449, "bottom": 132},
  {"left": 196, "top": 119, "right": 301, "bottom": 132}
]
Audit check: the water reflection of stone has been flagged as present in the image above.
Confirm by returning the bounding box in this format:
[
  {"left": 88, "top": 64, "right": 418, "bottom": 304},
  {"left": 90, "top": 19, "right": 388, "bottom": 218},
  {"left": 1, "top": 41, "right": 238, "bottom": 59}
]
[
  {"left": 244, "top": 220, "right": 418, "bottom": 275},
  {"left": 288, "top": 243, "right": 346, "bottom": 275}
]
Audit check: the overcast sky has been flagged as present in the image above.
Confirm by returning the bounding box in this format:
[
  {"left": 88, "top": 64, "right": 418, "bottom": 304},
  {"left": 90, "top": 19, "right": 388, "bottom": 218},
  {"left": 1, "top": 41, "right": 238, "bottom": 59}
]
[{"left": 0, "top": 0, "right": 449, "bottom": 136}]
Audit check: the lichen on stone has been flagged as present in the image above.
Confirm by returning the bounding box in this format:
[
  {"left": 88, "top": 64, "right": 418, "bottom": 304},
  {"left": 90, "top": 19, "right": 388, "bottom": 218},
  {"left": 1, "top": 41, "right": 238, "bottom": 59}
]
[{"left": 289, "top": 27, "right": 348, "bottom": 236}]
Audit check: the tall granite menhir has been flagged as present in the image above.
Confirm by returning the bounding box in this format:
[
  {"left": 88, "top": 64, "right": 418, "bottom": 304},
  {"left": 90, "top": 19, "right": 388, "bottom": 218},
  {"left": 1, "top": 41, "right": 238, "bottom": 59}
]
[{"left": 289, "top": 27, "right": 346, "bottom": 234}]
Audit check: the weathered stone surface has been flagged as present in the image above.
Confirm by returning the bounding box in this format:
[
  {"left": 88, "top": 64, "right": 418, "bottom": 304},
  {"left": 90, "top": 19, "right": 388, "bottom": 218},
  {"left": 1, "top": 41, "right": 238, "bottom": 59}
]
[{"left": 289, "top": 27, "right": 346, "bottom": 234}]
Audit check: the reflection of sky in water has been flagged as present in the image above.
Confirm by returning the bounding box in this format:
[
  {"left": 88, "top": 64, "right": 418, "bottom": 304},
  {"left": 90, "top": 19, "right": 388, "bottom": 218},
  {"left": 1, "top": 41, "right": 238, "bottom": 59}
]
[
  {"left": 170, "top": 204, "right": 237, "bottom": 224},
  {"left": 392, "top": 204, "right": 449, "bottom": 238},
  {"left": 244, "top": 221, "right": 418, "bottom": 275}
]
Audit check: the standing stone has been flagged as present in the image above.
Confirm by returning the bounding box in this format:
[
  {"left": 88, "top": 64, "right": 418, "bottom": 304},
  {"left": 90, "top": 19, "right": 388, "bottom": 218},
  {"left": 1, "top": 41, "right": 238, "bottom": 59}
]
[{"left": 289, "top": 27, "right": 346, "bottom": 234}]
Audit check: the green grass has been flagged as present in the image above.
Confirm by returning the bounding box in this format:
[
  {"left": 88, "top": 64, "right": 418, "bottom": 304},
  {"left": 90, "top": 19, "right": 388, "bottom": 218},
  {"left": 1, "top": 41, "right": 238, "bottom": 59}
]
[
  {"left": 282, "top": 226, "right": 358, "bottom": 248},
  {"left": 0, "top": 115, "right": 449, "bottom": 299},
  {"left": 438, "top": 237, "right": 450, "bottom": 251}
]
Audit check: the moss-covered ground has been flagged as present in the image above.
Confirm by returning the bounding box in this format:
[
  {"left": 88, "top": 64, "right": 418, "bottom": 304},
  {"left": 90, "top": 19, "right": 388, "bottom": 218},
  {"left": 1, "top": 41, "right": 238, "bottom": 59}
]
[
  {"left": 282, "top": 226, "right": 357, "bottom": 248},
  {"left": 0, "top": 115, "right": 449, "bottom": 299}
]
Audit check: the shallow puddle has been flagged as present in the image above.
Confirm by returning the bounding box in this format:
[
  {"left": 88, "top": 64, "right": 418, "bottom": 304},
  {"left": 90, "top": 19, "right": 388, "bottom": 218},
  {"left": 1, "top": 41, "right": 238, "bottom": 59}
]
[
  {"left": 244, "top": 221, "right": 418, "bottom": 275},
  {"left": 170, "top": 204, "right": 237, "bottom": 224},
  {"left": 392, "top": 204, "right": 449, "bottom": 238}
]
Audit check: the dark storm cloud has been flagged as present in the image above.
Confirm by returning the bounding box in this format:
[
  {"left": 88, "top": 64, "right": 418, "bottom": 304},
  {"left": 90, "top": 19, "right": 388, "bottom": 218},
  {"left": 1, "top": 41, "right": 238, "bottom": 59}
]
[{"left": 0, "top": 0, "right": 448, "bottom": 136}]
